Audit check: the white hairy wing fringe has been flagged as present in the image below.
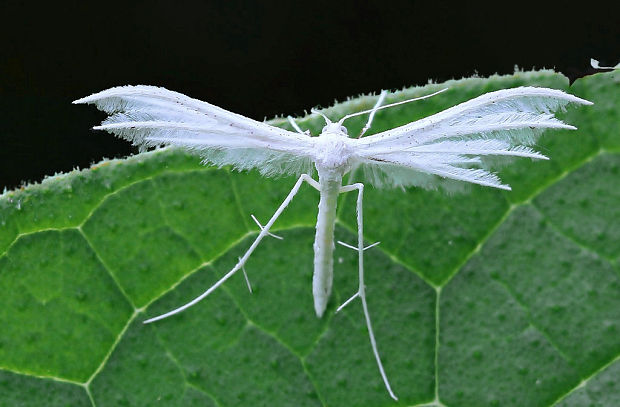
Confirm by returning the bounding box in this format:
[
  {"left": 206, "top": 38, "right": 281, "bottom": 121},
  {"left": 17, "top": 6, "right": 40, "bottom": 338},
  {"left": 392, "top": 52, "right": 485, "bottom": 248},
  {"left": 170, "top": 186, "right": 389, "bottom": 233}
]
[
  {"left": 199, "top": 149, "right": 313, "bottom": 177},
  {"left": 355, "top": 87, "right": 591, "bottom": 189},
  {"left": 359, "top": 161, "right": 507, "bottom": 191},
  {"left": 73, "top": 85, "right": 315, "bottom": 177}
]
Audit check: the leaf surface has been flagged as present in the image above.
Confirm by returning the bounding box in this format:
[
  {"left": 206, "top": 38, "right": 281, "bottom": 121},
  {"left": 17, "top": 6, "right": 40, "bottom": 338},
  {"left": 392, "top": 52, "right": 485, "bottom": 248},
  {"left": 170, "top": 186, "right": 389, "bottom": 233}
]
[{"left": 1, "top": 70, "right": 618, "bottom": 407}]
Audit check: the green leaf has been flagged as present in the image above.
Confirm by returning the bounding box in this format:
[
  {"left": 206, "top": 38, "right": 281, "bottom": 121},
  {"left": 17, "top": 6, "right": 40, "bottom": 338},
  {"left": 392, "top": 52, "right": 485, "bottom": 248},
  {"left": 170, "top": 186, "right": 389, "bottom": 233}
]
[{"left": 1, "top": 70, "right": 619, "bottom": 407}]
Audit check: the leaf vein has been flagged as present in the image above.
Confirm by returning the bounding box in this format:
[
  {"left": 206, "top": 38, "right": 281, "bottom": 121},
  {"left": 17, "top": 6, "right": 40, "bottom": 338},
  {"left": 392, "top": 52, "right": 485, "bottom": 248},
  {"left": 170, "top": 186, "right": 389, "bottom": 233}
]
[
  {"left": 77, "top": 227, "right": 137, "bottom": 310},
  {"left": 153, "top": 331, "right": 225, "bottom": 407},
  {"left": 530, "top": 202, "right": 619, "bottom": 270},
  {"left": 151, "top": 177, "right": 206, "bottom": 262},
  {"left": 548, "top": 353, "right": 620, "bottom": 407},
  {"left": 84, "top": 310, "right": 139, "bottom": 387},
  {"left": 490, "top": 276, "right": 574, "bottom": 364},
  {"left": 218, "top": 283, "right": 328, "bottom": 407},
  {"left": 440, "top": 147, "right": 608, "bottom": 287},
  {"left": 227, "top": 171, "right": 252, "bottom": 232}
]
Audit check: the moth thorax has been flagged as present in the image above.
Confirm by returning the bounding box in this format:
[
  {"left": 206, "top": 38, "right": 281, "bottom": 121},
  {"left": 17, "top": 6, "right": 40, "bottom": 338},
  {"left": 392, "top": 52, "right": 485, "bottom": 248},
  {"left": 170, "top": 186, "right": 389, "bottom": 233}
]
[{"left": 314, "top": 132, "right": 353, "bottom": 169}]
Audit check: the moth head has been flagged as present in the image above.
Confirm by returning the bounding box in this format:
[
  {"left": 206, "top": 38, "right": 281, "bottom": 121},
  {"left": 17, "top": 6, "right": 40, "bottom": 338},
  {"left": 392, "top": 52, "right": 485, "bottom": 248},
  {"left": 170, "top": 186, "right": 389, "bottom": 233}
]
[
  {"left": 312, "top": 108, "right": 349, "bottom": 136},
  {"left": 322, "top": 122, "right": 349, "bottom": 136}
]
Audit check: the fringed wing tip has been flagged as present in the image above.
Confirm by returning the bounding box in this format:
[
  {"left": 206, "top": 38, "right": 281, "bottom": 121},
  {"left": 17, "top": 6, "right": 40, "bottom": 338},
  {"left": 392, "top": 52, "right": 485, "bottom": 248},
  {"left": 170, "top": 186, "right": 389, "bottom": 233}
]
[
  {"left": 564, "top": 92, "right": 593, "bottom": 106},
  {"left": 523, "top": 150, "right": 549, "bottom": 160},
  {"left": 72, "top": 89, "right": 114, "bottom": 104},
  {"left": 498, "top": 184, "right": 512, "bottom": 191},
  {"left": 72, "top": 95, "right": 90, "bottom": 104},
  {"left": 519, "top": 86, "right": 593, "bottom": 106},
  {"left": 575, "top": 96, "right": 594, "bottom": 106},
  {"left": 72, "top": 87, "right": 118, "bottom": 104},
  {"left": 72, "top": 85, "right": 149, "bottom": 105}
]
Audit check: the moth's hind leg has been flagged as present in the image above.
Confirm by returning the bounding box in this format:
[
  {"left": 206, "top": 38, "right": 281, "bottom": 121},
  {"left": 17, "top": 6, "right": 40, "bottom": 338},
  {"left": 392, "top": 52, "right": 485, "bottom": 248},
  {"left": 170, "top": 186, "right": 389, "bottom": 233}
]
[
  {"left": 143, "top": 173, "right": 320, "bottom": 324},
  {"left": 338, "top": 182, "right": 398, "bottom": 400}
]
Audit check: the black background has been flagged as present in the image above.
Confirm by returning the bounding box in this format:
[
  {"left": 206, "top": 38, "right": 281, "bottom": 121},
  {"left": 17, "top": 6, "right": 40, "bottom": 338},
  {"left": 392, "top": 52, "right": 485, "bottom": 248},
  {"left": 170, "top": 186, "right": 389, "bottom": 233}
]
[{"left": 1, "top": 1, "right": 617, "bottom": 190}]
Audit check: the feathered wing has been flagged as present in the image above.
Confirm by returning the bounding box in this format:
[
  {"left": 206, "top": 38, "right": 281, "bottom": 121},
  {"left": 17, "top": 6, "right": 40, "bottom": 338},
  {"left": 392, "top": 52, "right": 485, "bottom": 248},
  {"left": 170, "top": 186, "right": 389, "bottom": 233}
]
[
  {"left": 352, "top": 87, "right": 592, "bottom": 190},
  {"left": 73, "top": 85, "right": 316, "bottom": 177}
]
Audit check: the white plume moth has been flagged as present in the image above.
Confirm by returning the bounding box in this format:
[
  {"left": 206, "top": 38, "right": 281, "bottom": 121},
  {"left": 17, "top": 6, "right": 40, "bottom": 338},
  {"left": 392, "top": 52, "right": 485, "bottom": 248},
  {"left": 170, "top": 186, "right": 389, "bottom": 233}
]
[{"left": 74, "top": 85, "right": 591, "bottom": 400}]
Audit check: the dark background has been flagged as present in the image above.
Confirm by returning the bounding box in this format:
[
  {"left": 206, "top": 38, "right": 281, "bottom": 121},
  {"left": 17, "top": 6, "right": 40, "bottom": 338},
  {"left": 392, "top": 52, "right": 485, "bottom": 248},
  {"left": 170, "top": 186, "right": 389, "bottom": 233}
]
[{"left": 1, "top": 1, "right": 617, "bottom": 190}]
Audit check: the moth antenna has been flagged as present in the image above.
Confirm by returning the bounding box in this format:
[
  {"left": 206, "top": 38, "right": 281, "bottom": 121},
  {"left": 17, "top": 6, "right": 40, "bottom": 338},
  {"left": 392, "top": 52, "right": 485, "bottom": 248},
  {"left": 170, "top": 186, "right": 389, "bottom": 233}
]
[
  {"left": 287, "top": 115, "right": 307, "bottom": 135},
  {"left": 357, "top": 90, "right": 388, "bottom": 138},
  {"left": 311, "top": 108, "right": 332, "bottom": 125},
  {"left": 339, "top": 87, "right": 449, "bottom": 125}
]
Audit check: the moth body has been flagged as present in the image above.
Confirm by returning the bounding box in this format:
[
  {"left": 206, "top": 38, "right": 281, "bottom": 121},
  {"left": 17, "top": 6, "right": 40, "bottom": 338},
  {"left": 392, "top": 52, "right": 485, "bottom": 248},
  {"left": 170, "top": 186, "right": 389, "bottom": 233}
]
[
  {"left": 311, "top": 123, "right": 357, "bottom": 316},
  {"left": 312, "top": 164, "right": 346, "bottom": 317}
]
